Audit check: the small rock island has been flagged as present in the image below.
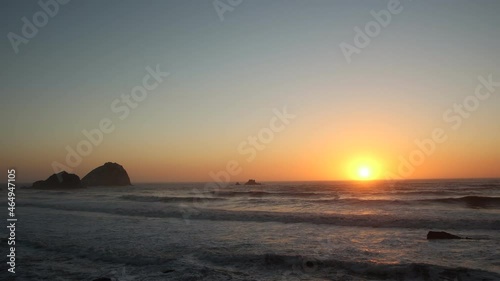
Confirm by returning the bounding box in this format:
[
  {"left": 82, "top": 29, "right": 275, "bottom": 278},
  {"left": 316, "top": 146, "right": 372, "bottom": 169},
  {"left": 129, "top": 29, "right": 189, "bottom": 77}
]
[{"left": 244, "top": 179, "right": 262, "bottom": 185}]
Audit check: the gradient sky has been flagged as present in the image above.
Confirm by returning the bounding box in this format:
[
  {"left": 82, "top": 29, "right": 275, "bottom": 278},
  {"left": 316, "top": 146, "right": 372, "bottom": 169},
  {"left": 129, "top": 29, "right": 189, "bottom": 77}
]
[{"left": 1, "top": 0, "right": 500, "bottom": 183}]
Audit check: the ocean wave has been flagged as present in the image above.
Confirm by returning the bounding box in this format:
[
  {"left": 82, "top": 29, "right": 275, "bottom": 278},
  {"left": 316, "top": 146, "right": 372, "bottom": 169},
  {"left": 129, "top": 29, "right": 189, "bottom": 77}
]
[
  {"left": 21, "top": 202, "right": 500, "bottom": 230},
  {"left": 418, "top": 196, "right": 500, "bottom": 209},
  {"left": 202, "top": 252, "right": 500, "bottom": 281},
  {"left": 20, "top": 238, "right": 177, "bottom": 267},
  {"left": 469, "top": 183, "right": 500, "bottom": 188},
  {"left": 311, "top": 198, "right": 404, "bottom": 205},
  {"left": 210, "top": 190, "right": 324, "bottom": 198},
  {"left": 285, "top": 196, "right": 500, "bottom": 209},
  {"left": 18, "top": 238, "right": 500, "bottom": 280},
  {"left": 120, "top": 195, "right": 226, "bottom": 203},
  {"left": 204, "top": 190, "right": 500, "bottom": 209},
  {"left": 388, "top": 190, "right": 481, "bottom": 196}
]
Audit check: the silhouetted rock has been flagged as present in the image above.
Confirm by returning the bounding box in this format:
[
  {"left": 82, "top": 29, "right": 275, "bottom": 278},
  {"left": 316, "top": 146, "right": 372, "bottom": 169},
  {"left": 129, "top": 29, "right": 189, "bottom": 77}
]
[
  {"left": 82, "top": 162, "right": 131, "bottom": 186},
  {"left": 235, "top": 182, "right": 241, "bottom": 185},
  {"left": 32, "top": 171, "right": 83, "bottom": 189},
  {"left": 427, "top": 231, "right": 462, "bottom": 240},
  {"left": 245, "top": 179, "right": 261, "bottom": 185}
]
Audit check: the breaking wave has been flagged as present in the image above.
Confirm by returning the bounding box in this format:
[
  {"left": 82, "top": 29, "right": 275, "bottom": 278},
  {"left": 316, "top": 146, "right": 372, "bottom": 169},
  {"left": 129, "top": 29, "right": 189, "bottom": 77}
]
[
  {"left": 21, "top": 202, "right": 500, "bottom": 230},
  {"left": 120, "top": 195, "right": 226, "bottom": 203}
]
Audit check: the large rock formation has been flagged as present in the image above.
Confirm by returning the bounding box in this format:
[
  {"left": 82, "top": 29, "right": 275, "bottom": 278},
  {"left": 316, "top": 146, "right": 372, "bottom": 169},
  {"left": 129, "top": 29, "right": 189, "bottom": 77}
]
[
  {"left": 82, "top": 162, "right": 131, "bottom": 186},
  {"left": 32, "top": 171, "right": 83, "bottom": 189}
]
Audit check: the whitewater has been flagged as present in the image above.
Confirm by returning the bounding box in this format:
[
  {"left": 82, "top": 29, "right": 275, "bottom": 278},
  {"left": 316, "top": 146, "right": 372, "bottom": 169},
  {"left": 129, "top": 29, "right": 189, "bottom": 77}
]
[{"left": 2, "top": 179, "right": 500, "bottom": 280}]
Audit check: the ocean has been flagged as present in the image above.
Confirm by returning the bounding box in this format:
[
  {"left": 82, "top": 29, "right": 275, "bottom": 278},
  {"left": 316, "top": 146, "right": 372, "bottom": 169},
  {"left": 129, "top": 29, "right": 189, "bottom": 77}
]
[{"left": 4, "top": 179, "right": 500, "bottom": 280}]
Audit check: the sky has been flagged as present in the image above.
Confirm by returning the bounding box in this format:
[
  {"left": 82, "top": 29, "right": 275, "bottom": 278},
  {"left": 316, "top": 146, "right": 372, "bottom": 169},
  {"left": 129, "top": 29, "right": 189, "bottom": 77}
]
[{"left": 1, "top": 0, "right": 500, "bottom": 183}]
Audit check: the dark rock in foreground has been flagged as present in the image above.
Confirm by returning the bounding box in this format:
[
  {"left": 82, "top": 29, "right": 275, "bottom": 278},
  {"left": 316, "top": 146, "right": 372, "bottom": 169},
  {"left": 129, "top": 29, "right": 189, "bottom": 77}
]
[
  {"left": 82, "top": 162, "right": 131, "bottom": 186},
  {"left": 32, "top": 171, "right": 83, "bottom": 189},
  {"left": 245, "top": 179, "right": 262, "bottom": 185},
  {"left": 427, "top": 231, "right": 462, "bottom": 240}
]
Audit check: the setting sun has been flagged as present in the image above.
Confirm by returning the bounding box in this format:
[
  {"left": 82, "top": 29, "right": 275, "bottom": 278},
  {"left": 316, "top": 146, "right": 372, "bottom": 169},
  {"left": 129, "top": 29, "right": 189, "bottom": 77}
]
[
  {"left": 345, "top": 156, "right": 382, "bottom": 181},
  {"left": 358, "top": 166, "right": 372, "bottom": 180}
]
